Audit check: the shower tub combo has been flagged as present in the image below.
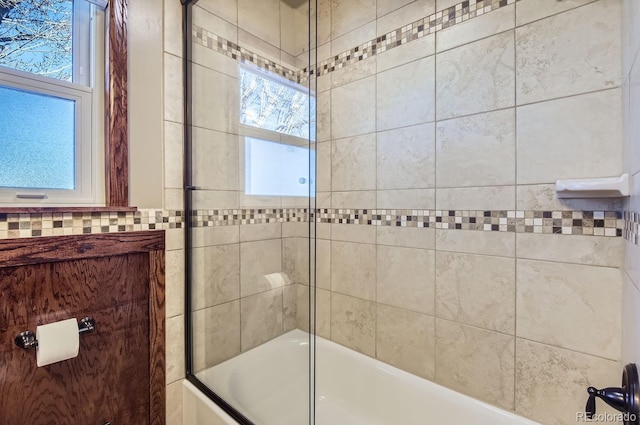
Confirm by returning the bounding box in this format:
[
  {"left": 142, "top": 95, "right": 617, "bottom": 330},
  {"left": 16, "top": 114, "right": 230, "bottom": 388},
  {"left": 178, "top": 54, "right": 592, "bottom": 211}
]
[{"left": 183, "top": 330, "right": 539, "bottom": 425}]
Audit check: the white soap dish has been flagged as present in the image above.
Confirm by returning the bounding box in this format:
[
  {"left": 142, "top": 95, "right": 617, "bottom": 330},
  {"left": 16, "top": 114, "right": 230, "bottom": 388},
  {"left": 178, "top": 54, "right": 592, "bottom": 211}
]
[{"left": 555, "top": 174, "right": 630, "bottom": 198}]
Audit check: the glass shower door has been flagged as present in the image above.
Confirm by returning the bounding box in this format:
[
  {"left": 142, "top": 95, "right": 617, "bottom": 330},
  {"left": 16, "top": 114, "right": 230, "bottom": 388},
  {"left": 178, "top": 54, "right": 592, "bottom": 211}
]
[{"left": 184, "top": 0, "right": 318, "bottom": 423}]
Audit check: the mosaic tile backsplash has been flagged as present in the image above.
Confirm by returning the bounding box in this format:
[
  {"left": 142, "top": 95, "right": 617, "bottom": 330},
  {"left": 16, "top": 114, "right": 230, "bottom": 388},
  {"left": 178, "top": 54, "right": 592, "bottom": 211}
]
[{"left": 1, "top": 208, "right": 633, "bottom": 242}]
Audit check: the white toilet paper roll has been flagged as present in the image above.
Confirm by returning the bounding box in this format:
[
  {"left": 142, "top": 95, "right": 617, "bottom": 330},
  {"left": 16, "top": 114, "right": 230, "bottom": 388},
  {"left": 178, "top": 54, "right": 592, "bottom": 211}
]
[{"left": 36, "top": 318, "right": 80, "bottom": 367}]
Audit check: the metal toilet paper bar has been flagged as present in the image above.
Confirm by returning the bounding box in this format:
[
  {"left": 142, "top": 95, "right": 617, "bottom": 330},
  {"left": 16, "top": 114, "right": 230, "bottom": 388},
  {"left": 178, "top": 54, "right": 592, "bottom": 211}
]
[{"left": 14, "top": 317, "right": 96, "bottom": 350}]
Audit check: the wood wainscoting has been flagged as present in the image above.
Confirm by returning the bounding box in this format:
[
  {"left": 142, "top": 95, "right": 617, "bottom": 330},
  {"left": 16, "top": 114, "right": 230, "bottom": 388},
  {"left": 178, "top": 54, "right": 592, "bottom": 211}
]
[{"left": 0, "top": 231, "right": 166, "bottom": 425}]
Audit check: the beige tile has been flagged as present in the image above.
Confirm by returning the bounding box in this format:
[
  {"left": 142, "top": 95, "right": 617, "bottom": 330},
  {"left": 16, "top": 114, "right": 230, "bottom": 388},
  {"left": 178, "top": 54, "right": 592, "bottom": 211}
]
[
  {"left": 238, "top": 0, "right": 280, "bottom": 47},
  {"left": 515, "top": 339, "right": 620, "bottom": 425},
  {"left": 435, "top": 229, "right": 515, "bottom": 258},
  {"left": 194, "top": 5, "right": 237, "bottom": 41},
  {"left": 622, "top": 272, "right": 640, "bottom": 365},
  {"left": 331, "top": 57, "right": 377, "bottom": 88},
  {"left": 516, "top": 0, "right": 597, "bottom": 28},
  {"left": 164, "top": 188, "right": 184, "bottom": 211},
  {"left": 377, "top": 56, "right": 435, "bottom": 131},
  {"left": 164, "top": 121, "right": 183, "bottom": 190},
  {"left": 516, "top": 184, "right": 625, "bottom": 212},
  {"left": 625, "top": 237, "right": 640, "bottom": 291},
  {"left": 192, "top": 301, "right": 241, "bottom": 371},
  {"left": 377, "top": 226, "right": 435, "bottom": 250},
  {"left": 516, "top": 259, "right": 621, "bottom": 360},
  {"left": 437, "top": 4, "right": 514, "bottom": 52},
  {"left": 332, "top": 133, "right": 376, "bottom": 191},
  {"left": 166, "top": 380, "right": 183, "bottom": 425},
  {"left": 283, "top": 284, "right": 297, "bottom": 332},
  {"left": 377, "top": 123, "right": 435, "bottom": 190},
  {"left": 377, "top": 0, "right": 435, "bottom": 35},
  {"left": 317, "top": 142, "right": 331, "bottom": 194},
  {"left": 436, "top": 31, "right": 515, "bottom": 120},
  {"left": 377, "top": 34, "right": 436, "bottom": 73},
  {"left": 377, "top": 189, "right": 435, "bottom": 210},
  {"left": 331, "top": 241, "right": 376, "bottom": 301},
  {"left": 164, "top": 53, "right": 184, "bottom": 124},
  {"left": 166, "top": 315, "right": 185, "bottom": 384},
  {"left": 191, "top": 225, "right": 240, "bottom": 248},
  {"left": 241, "top": 288, "right": 284, "bottom": 351},
  {"left": 297, "top": 285, "right": 331, "bottom": 338},
  {"left": 331, "top": 0, "right": 376, "bottom": 39},
  {"left": 330, "top": 223, "right": 376, "bottom": 244},
  {"left": 332, "top": 190, "right": 376, "bottom": 208},
  {"left": 331, "top": 293, "right": 376, "bottom": 356},
  {"left": 164, "top": 0, "right": 183, "bottom": 57},
  {"left": 166, "top": 228, "right": 185, "bottom": 251},
  {"left": 196, "top": 0, "right": 238, "bottom": 26},
  {"left": 517, "top": 233, "right": 623, "bottom": 268},
  {"left": 435, "top": 0, "right": 458, "bottom": 10},
  {"left": 436, "top": 186, "right": 516, "bottom": 210},
  {"left": 316, "top": 239, "right": 331, "bottom": 290},
  {"left": 239, "top": 223, "right": 281, "bottom": 242},
  {"left": 238, "top": 28, "right": 281, "bottom": 64},
  {"left": 436, "top": 252, "right": 515, "bottom": 333},
  {"left": 317, "top": 95, "right": 331, "bottom": 143},
  {"left": 240, "top": 239, "right": 283, "bottom": 297},
  {"left": 331, "top": 21, "right": 375, "bottom": 56},
  {"left": 436, "top": 320, "right": 515, "bottom": 410},
  {"left": 331, "top": 76, "right": 376, "bottom": 139},
  {"left": 436, "top": 109, "right": 515, "bottom": 188},
  {"left": 377, "top": 246, "right": 435, "bottom": 314},
  {"left": 517, "top": 89, "right": 623, "bottom": 184},
  {"left": 192, "top": 190, "right": 238, "bottom": 210},
  {"left": 280, "top": 2, "right": 307, "bottom": 57},
  {"left": 192, "top": 244, "right": 240, "bottom": 310},
  {"left": 377, "top": 0, "right": 414, "bottom": 18},
  {"left": 192, "top": 43, "right": 239, "bottom": 78},
  {"left": 192, "top": 63, "right": 239, "bottom": 133},
  {"left": 192, "top": 128, "right": 238, "bottom": 191},
  {"left": 166, "top": 249, "right": 185, "bottom": 318},
  {"left": 376, "top": 304, "right": 435, "bottom": 379},
  {"left": 515, "top": 0, "right": 622, "bottom": 105}
]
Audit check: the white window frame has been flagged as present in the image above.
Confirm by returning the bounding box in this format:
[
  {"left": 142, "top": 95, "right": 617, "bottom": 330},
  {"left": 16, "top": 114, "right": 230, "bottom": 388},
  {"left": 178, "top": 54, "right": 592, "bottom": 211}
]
[{"left": 0, "top": 1, "right": 105, "bottom": 206}]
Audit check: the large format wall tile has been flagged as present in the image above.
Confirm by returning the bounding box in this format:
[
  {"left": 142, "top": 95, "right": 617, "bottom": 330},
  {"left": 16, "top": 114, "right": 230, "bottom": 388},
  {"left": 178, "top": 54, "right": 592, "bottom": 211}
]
[
  {"left": 331, "top": 241, "right": 376, "bottom": 300},
  {"left": 436, "top": 109, "right": 515, "bottom": 188},
  {"left": 436, "top": 31, "right": 515, "bottom": 120},
  {"left": 435, "top": 320, "right": 515, "bottom": 410},
  {"left": 331, "top": 76, "right": 376, "bottom": 139},
  {"left": 377, "top": 123, "right": 435, "bottom": 190},
  {"left": 377, "top": 246, "right": 435, "bottom": 314},
  {"left": 436, "top": 4, "right": 514, "bottom": 52},
  {"left": 238, "top": 0, "right": 280, "bottom": 47},
  {"left": 377, "top": 0, "right": 436, "bottom": 36},
  {"left": 332, "top": 134, "right": 377, "bottom": 191},
  {"left": 331, "top": 0, "right": 376, "bottom": 39},
  {"left": 376, "top": 189, "right": 435, "bottom": 210},
  {"left": 517, "top": 259, "right": 621, "bottom": 360},
  {"left": 436, "top": 252, "right": 515, "bottom": 334},
  {"left": 436, "top": 186, "right": 516, "bottom": 210},
  {"left": 436, "top": 229, "right": 515, "bottom": 258},
  {"left": 192, "top": 64, "right": 239, "bottom": 133},
  {"left": 377, "top": 226, "right": 436, "bottom": 250},
  {"left": 240, "top": 288, "right": 284, "bottom": 351},
  {"left": 192, "top": 301, "right": 241, "bottom": 371},
  {"left": 192, "top": 127, "right": 239, "bottom": 191},
  {"left": 517, "top": 233, "right": 623, "bottom": 268},
  {"left": 191, "top": 244, "right": 240, "bottom": 310},
  {"left": 515, "top": 0, "right": 596, "bottom": 27},
  {"left": 515, "top": 339, "right": 620, "bottom": 425},
  {"left": 377, "top": 56, "right": 435, "bottom": 131},
  {"left": 517, "top": 89, "right": 623, "bottom": 184},
  {"left": 331, "top": 293, "right": 376, "bottom": 356},
  {"left": 377, "top": 34, "right": 435, "bottom": 72},
  {"left": 240, "top": 239, "right": 283, "bottom": 297},
  {"left": 376, "top": 304, "right": 435, "bottom": 379},
  {"left": 516, "top": 0, "right": 622, "bottom": 105}
]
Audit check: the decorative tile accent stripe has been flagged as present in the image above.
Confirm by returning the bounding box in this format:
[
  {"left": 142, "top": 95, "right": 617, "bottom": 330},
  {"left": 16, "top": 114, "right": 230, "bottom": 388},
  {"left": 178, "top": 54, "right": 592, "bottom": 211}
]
[
  {"left": 624, "top": 211, "right": 640, "bottom": 245},
  {"left": 192, "top": 0, "right": 517, "bottom": 85},
  {"left": 312, "top": 209, "right": 622, "bottom": 237},
  {"left": 0, "top": 208, "right": 623, "bottom": 240},
  {"left": 192, "top": 26, "right": 299, "bottom": 83},
  {"left": 0, "top": 209, "right": 182, "bottom": 240}
]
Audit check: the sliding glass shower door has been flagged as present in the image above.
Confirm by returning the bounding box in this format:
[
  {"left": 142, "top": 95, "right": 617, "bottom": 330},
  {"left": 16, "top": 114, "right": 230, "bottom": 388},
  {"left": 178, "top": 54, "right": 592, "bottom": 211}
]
[{"left": 183, "top": 0, "right": 318, "bottom": 423}]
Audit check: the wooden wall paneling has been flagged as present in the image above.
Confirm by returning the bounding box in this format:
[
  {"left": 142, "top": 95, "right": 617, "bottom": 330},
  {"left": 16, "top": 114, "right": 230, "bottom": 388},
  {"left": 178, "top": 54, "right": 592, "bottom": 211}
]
[
  {"left": 149, "top": 250, "right": 166, "bottom": 425},
  {"left": 105, "top": 0, "right": 129, "bottom": 207}
]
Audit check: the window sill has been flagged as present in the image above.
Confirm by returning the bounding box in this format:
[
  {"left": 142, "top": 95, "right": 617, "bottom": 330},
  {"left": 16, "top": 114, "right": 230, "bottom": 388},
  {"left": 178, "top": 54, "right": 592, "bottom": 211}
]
[{"left": 0, "top": 206, "right": 137, "bottom": 214}]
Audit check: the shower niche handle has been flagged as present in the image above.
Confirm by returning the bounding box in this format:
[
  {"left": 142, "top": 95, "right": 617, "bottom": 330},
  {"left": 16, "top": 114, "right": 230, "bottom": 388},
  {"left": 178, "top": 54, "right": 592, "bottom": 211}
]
[{"left": 585, "top": 363, "right": 639, "bottom": 425}]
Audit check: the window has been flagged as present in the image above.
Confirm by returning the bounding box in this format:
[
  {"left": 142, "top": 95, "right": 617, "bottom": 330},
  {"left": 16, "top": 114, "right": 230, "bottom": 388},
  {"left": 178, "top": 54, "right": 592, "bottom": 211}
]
[
  {"left": 240, "top": 65, "right": 316, "bottom": 197},
  {"left": 0, "top": 0, "right": 105, "bottom": 205}
]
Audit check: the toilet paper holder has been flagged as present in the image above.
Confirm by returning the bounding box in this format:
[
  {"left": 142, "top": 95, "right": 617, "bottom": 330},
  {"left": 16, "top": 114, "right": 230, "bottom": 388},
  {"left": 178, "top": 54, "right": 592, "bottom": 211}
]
[{"left": 14, "top": 317, "right": 96, "bottom": 350}]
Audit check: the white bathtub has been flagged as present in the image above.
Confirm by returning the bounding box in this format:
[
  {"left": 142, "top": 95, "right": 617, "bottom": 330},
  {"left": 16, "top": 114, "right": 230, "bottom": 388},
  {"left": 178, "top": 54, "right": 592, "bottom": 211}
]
[{"left": 185, "top": 329, "right": 540, "bottom": 425}]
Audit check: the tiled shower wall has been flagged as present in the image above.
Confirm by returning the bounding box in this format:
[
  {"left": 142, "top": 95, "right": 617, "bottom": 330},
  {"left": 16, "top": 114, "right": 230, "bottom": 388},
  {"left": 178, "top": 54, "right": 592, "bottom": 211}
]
[
  {"left": 296, "top": 1, "right": 625, "bottom": 424},
  {"left": 622, "top": 0, "right": 640, "bottom": 388}
]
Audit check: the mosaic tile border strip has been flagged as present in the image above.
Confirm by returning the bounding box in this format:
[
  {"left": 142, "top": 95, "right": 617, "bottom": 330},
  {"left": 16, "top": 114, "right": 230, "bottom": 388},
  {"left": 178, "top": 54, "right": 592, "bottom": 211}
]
[
  {"left": 192, "top": 26, "right": 299, "bottom": 83},
  {"left": 624, "top": 211, "right": 640, "bottom": 245},
  {"left": 193, "top": 0, "right": 518, "bottom": 85},
  {"left": 0, "top": 208, "right": 622, "bottom": 240},
  {"left": 0, "top": 209, "right": 182, "bottom": 240}
]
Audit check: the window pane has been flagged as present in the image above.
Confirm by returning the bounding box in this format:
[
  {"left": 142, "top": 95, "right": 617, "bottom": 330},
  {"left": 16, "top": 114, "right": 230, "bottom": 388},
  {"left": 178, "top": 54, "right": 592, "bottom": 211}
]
[
  {"left": 240, "top": 67, "right": 316, "bottom": 140},
  {"left": 0, "top": 0, "right": 73, "bottom": 81},
  {"left": 245, "top": 137, "right": 315, "bottom": 197},
  {"left": 0, "top": 85, "right": 75, "bottom": 190}
]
